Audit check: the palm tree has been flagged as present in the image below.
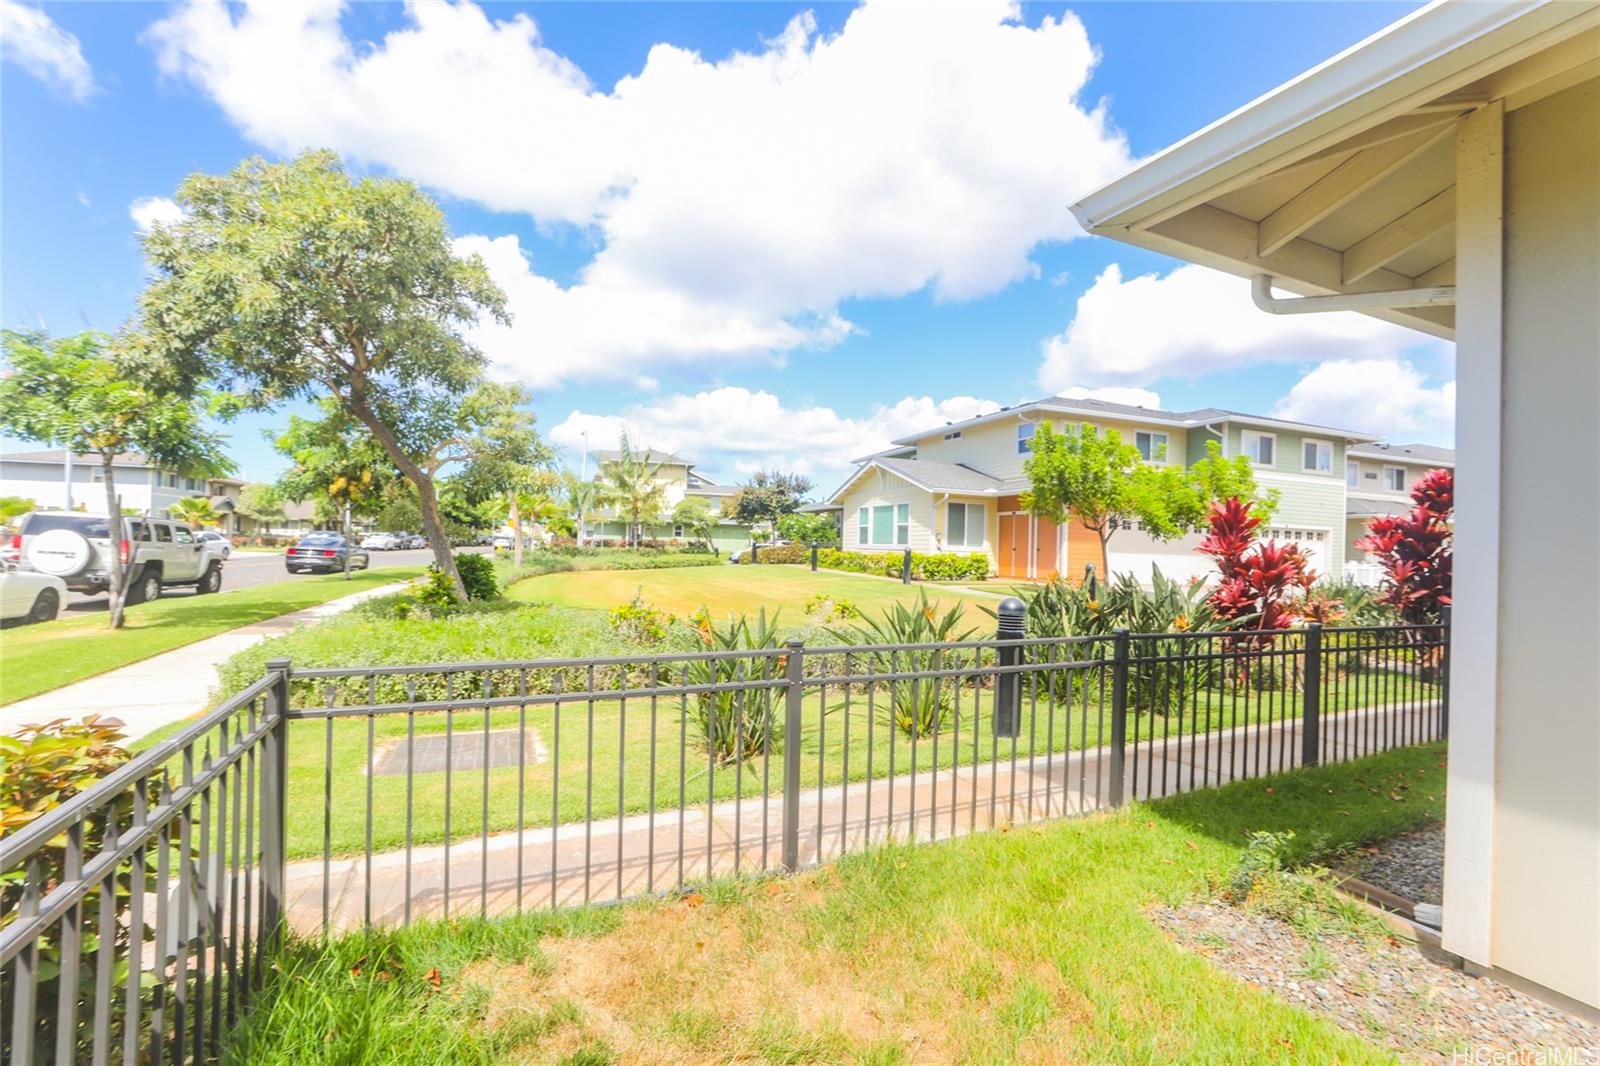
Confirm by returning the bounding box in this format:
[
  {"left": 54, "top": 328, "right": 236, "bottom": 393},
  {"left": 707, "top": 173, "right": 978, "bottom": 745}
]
[
  {"left": 563, "top": 474, "right": 600, "bottom": 547},
  {"left": 170, "top": 495, "right": 217, "bottom": 527},
  {"left": 598, "top": 434, "right": 667, "bottom": 547}
]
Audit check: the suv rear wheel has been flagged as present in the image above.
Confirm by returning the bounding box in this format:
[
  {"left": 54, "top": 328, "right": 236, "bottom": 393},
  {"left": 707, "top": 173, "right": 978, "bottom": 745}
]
[{"left": 126, "top": 568, "right": 162, "bottom": 605}]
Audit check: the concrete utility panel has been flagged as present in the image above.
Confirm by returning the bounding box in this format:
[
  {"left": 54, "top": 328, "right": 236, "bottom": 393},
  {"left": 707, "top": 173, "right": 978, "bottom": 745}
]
[{"left": 374, "top": 729, "right": 543, "bottom": 776}]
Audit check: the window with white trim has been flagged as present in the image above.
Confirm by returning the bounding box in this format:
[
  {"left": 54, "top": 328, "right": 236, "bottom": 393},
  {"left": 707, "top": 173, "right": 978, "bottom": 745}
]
[
  {"left": 1134, "top": 431, "right": 1169, "bottom": 463},
  {"left": 943, "top": 430, "right": 961, "bottom": 440},
  {"left": 1241, "top": 430, "right": 1275, "bottom": 466},
  {"left": 1302, "top": 439, "right": 1333, "bottom": 474},
  {"left": 1346, "top": 461, "right": 1360, "bottom": 487},
  {"left": 945, "top": 502, "right": 984, "bottom": 549},
  {"left": 673, "top": 524, "right": 685, "bottom": 538},
  {"left": 1016, "top": 422, "right": 1037, "bottom": 454},
  {"left": 1384, "top": 466, "right": 1407, "bottom": 492},
  {"left": 858, "top": 503, "right": 910, "bottom": 547}
]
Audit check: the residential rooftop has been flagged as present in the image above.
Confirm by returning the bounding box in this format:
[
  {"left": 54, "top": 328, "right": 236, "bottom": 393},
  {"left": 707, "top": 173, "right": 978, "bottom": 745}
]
[
  {"left": 1348, "top": 441, "right": 1456, "bottom": 466},
  {"left": 889, "top": 394, "right": 1384, "bottom": 447}
]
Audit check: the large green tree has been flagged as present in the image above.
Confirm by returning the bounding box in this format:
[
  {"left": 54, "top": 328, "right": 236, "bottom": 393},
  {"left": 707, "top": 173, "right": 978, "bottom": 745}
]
[
  {"left": 0, "top": 330, "right": 232, "bottom": 627},
  {"left": 129, "top": 151, "right": 508, "bottom": 598},
  {"left": 1021, "top": 423, "right": 1274, "bottom": 579},
  {"left": 598, "top": 435, "right": 667, "bottom": 547},
  {"left": 672, "top": 497, "right": 718, "bottom": 551},
  {"left": 729, "top": 470, "right": 814, "bottom": 526}
]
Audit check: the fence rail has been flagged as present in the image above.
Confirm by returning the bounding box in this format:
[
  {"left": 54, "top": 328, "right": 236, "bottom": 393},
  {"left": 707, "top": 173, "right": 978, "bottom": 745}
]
[{"left": 1, "top": 614, "right": 1448, "bottom": 1063}]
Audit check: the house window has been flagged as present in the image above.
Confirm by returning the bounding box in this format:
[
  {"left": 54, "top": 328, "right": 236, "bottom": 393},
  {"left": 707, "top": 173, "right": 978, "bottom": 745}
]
[
  {"left": 91, "top": 467, "right": 105, "bottom": 482},
  {"left": 1135, "top": 431, "right": 1169, "bottom": 463},
  {"left": 1242, "top": 430, "right": 1275, "bottom": 466},
  {"left": 1016, "top": 422, "right": 1037, "bottom": 454},
  {"left": 946, "top": 502, "right": 984, "bottom": 548},
  {"left": 1302, "top": 439, "right": 1333, "bottom": 474},
  {"left": 164, "top": 472, "right": 179, "bottom": 488},
  {"left": 859, "top": 503, "right": 909, "bottom": 546},
  {"left": 943, "top": 430, "right": 962, "bottom": 440},
  {"left": 1346, "top": 461, "right": 1360, "bottom": 487},
  {"left": 673, "top": 524, "right": 685, "bottom": 539},
  {"left": 1384, "top": 466, "right": 1407, "bottom": 492}
]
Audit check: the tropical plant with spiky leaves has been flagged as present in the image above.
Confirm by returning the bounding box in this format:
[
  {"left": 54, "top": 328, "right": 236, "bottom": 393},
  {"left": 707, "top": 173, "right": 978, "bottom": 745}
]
[
  {"left": 684, "top": 608, "right": 784, "bottom": 765},
  {"left": 834, "top": 591, "right": 975, "bottom": 738}
]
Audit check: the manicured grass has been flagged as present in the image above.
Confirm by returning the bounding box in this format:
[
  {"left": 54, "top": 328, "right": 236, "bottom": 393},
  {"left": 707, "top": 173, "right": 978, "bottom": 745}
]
[
  {"left": 0, "top": 568, "right": 424, "bottom": 705},
  {"left": 273, "top": 660, "right": 1437, "bottom": 860},
  {"left": 505, "top": 563, "right": 999, "bottom": 623},
  {"left": 226, "top": 743, "right": 1446, "bottom": 1065}
]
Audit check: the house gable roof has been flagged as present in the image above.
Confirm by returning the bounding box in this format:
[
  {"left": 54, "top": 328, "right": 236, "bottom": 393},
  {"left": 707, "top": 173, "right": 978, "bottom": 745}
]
[
  {"left": 1348, "top": 441, "right": 1456, "bottom": 466},
  {"left": 824, "top": 457, "right": 1008, "bottom": 505}
]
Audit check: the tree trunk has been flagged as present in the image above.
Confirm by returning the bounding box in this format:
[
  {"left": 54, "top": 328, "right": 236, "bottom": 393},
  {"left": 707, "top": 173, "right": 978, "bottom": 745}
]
[
  {"left": 509, "top": 491, "right": 523, "bottom": 569},
  {"left": 103, "top": 456, "right": 127, "bottom": 630},
  {"left": 349, "top": 401, "right": 465, "bottom": 600}
]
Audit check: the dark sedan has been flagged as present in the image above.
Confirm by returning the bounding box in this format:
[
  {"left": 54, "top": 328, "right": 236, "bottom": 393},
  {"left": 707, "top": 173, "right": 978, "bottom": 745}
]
[{"left": 285, "top": 533, "right": 371, "bottom": 574}]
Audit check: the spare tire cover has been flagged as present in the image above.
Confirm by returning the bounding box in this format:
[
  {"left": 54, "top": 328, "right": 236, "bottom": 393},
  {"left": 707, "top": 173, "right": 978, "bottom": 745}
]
[{"left": 26, "top": 529, "right": 93, "bottom": 577}]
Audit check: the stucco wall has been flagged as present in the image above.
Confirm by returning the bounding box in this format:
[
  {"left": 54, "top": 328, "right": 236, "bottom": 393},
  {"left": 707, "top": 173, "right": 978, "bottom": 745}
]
[{"left": 1489, "top": 76, "right": 1600, "bottom": 1007}]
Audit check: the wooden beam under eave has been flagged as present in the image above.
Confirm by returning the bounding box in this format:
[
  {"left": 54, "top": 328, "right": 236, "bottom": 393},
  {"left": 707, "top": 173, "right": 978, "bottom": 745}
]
[
  {"left": 1416, "top": 258, "right": 1456, "bottom": 287},
  {"left": 1343, "top": 186, "right": 1457, "bottom": 284},
  {"left": 1256, "top": 124, "right": 1455, "bottom": 258}
]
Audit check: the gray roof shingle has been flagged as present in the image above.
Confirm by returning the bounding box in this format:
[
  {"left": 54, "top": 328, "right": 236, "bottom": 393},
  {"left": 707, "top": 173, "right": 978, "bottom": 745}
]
[{"left": 1348, "top": 442, "right": 1455, "bottom": 465}]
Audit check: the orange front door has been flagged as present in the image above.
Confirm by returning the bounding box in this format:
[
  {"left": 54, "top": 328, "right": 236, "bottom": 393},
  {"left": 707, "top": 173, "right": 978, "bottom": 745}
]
[
  {"left": 1033, "top": 516, "right": 1060, "bottom": 580},
  {"left": 997, "top": 512, "right": 1022, "bottom": 579}
]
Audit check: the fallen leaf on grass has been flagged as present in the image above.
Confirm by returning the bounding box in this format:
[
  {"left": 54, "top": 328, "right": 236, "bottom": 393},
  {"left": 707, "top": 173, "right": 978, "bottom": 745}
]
[
  {"left": 765, "top": 882, "right": 783, "bottom": 897},
  {"left": 1183, "top": 841, "right": 1198, "bottom": 851},
  {"left": 424, "top": 967, "right": 441, "bottom": 987},
  {"left": 684, "top": 892, "right": 705, "bottom": 908},
  {"left": 349, "top": 966, "right": 362, "bottom": 978},
  {"left": 376, "top": 971, "right": 391, "bottom": 982},
  {"left": 1265, "top": 787, "right": 1275, "bottom": 794}
]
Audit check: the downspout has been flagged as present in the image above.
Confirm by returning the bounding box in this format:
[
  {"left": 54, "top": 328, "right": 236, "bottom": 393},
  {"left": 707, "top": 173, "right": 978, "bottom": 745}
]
[{"left": 1251, "top": 274, "right": 1455, "bottom": 315}]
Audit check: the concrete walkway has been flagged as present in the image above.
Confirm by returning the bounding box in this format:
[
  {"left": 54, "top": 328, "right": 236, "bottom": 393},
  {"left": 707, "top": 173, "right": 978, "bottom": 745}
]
[
  {"left": 285, "top": 699, "right": 1440, "bottom": 933},
  {"left": 1, "top": 580, "right": 414, "bottom": 742}
]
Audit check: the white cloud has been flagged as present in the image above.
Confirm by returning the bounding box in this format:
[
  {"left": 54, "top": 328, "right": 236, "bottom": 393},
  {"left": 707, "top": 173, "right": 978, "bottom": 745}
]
[
  {"left": 2, "top": 0, "right": 94, "bottom": 101},
  {"left": 1274, "top": 359, "right": 1455, "bottom": 442},
  {"left": 1055, "top": 384, "right": 1162, "bottom": 409},
  {"left": 1039, "top": 263, "right": 1445, "bottom": 390},
  {"left": 147, "top": 0, "right": 1131, "bottom": 387},
  {"left": 129, "top": 196, "right": 186, "bottom": 234},
  {"left": 550, "top": 389, "right": 1001, "bottom": 486}
]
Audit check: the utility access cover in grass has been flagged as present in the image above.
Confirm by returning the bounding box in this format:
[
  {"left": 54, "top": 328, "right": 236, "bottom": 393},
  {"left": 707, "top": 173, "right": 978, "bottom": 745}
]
[{"left": 373, "top": 730, "right": 544, "bottom": 776}]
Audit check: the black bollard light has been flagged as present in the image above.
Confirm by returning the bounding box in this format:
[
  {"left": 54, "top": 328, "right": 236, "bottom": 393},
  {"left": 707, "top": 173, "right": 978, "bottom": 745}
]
[{"left": 993, "top": 597, "right": 1025, "bottom": 737}]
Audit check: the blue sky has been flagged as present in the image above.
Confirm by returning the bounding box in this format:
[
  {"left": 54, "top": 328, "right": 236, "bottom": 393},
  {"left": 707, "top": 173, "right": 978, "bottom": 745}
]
[{"left": 2, "top": 1, "right": 1454, "bottom": 490}]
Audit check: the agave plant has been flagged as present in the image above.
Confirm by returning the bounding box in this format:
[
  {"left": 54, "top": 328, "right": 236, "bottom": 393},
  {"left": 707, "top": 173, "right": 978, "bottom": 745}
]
[
  {"left": 684, "top": 608, "right": 784, "bottom": 765},
  {"left": 834, "top": 591, "right": 975, "bottom": 739}
]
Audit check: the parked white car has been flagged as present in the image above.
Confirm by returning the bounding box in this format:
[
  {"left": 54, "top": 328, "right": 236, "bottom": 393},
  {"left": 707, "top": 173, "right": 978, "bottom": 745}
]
[
  {"left": 197, "top": 530, "right": 232, "bottom": 559},
  {"left": 0, "top": 564, "right": 66, "bottom": 624},
  {"left": 361, "top": 532, "right": 400, "bottom": 551}
]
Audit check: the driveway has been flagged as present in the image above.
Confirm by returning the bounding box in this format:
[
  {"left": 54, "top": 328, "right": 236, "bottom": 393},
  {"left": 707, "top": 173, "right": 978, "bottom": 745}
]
[{"left": 62, "top": 546, "right": 488, "bottom": 612}]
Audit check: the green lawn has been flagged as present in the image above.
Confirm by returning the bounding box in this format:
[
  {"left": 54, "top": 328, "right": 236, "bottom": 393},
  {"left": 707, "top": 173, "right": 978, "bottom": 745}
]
[
  {"left": 0, "top": 568, "right": 424, "bottom": 705},
  {"left": 225, "top": 742, "right": 1447, "bottom": 1065},
  {"left": 505, "top": 563, "right": 999, "bottom": 623},
  {"left": 273, "top": 661, "right": 1437, "bottom": 860}
]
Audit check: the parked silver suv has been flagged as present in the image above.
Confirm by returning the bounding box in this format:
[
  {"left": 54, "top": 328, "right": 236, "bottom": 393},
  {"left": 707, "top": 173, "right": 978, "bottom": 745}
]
[{"left": 7, "top": 512, "right": 226, "bottom": 602}]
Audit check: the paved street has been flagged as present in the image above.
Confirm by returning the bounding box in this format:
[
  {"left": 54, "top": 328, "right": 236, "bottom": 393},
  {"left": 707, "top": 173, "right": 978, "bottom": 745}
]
[{"left": 62, "top": 546, "right": 482, "bottom": 612}]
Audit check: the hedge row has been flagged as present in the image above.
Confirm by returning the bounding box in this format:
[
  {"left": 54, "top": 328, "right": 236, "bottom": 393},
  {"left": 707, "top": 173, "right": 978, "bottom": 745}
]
[{"left": 816, "top": 547, "right": 990, "bottom": 582}]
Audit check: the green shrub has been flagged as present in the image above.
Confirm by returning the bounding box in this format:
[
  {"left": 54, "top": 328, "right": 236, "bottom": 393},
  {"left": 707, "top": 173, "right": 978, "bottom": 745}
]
[
  {"left": 747, "top": 544, "right": 808, "bottom": 565},
  {"left": 684, "top": 609, "right": 784, "bottom": 765},
  {"left": 609, "top": 592, "right": 673, "bottom": 644},
  {"left": 815, "top": 547, "right": 988, "bottom": 582},
  {"left": 455, "top": 551, "right": 499, "bottom": 601},
  {"left": 804, "top": 592, "right": 861, "bottom": 623}
]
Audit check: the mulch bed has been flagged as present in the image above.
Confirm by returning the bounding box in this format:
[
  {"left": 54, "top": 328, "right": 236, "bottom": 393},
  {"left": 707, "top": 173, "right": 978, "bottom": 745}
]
[{"left": 1153, "top": 901, "right": 1599, "bottom": 1063}]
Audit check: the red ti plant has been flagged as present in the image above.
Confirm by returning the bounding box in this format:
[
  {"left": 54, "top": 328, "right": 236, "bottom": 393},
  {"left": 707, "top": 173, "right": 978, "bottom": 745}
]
[
  {"left": 1355, "top": 467, "right": 1453, "bottom": 625},
  {"left": 1198, "top": 497, "right": 1314, "bottom": 632}
]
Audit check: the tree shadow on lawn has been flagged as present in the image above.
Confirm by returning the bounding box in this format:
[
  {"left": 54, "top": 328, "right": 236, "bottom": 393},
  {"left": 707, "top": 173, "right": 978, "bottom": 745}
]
[{"left": 1144, "top": 741, "right": 1448, "bottom": 867}]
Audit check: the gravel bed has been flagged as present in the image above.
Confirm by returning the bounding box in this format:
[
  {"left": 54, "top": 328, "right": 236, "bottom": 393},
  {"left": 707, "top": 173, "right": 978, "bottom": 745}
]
[
  {"left": 1153, "top": 902, "right": 1599, "bottom": 1063},
  {"left": 1343, "top": 823, "right": 1446, "bottom": 907}
]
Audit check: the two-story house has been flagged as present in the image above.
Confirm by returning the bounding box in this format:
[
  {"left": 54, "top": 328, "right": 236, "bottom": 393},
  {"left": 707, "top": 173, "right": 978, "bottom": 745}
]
[
  {"left": 823, "top": 396, "right": 1393, "bottom": 584},
  {"left": 0, "top": 450, "right": 221, "bottom": 519},
  {"left": 586, "top": 449, "right": 749, "bottom": 552},
  {"left": 1344, "top": 442, "right": 1456, "bottom": 574}
]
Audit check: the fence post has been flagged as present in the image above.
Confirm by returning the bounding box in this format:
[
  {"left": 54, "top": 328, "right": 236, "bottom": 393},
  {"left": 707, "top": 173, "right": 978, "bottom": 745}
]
[
  {"left": 993, "top": 598, "right": 1025, "bottom": 737},
  {"left": 810, "top": 542, "right": 818, "bottom": 572},
  {"left": 1301, "top": 623, "right": 1322, "bottom": 768},
  {"left": 781, "top": 639, "right": 804, "bottom": 872},
  {"left": 260, "top": 658, "right": 291, "bottom": 948},
  {"left": 901, "top": 547, "right": 912, "bottom": 585},
  {"left": 1108, "top": 629, "right": 1130, "bottom": 807},
  {"left": 1439, "top": 606, "right": 1452, "bottom": 739},
  {"left": 750, "top": 541, "right": 758, "bottom": 565}
]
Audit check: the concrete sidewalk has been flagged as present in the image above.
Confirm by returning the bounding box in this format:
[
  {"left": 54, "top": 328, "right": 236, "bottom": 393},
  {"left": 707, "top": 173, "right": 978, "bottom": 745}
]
[
  {"left": 1, "top": 579, "right": 413, "bottom": 742},
  {"left": 285, "top": 699, "right": 1440, "bottom": 933}
]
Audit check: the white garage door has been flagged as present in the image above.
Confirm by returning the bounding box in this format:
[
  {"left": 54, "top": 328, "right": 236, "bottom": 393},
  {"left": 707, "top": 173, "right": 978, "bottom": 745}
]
[{"left": 1259, "top": 526, "right": 1331, "bottom": 578}]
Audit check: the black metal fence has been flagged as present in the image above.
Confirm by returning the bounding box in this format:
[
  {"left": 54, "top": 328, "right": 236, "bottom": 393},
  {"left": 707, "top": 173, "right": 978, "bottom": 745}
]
[{"left": 0, "top": 616, "right": 1447, "bottom": 1062}]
